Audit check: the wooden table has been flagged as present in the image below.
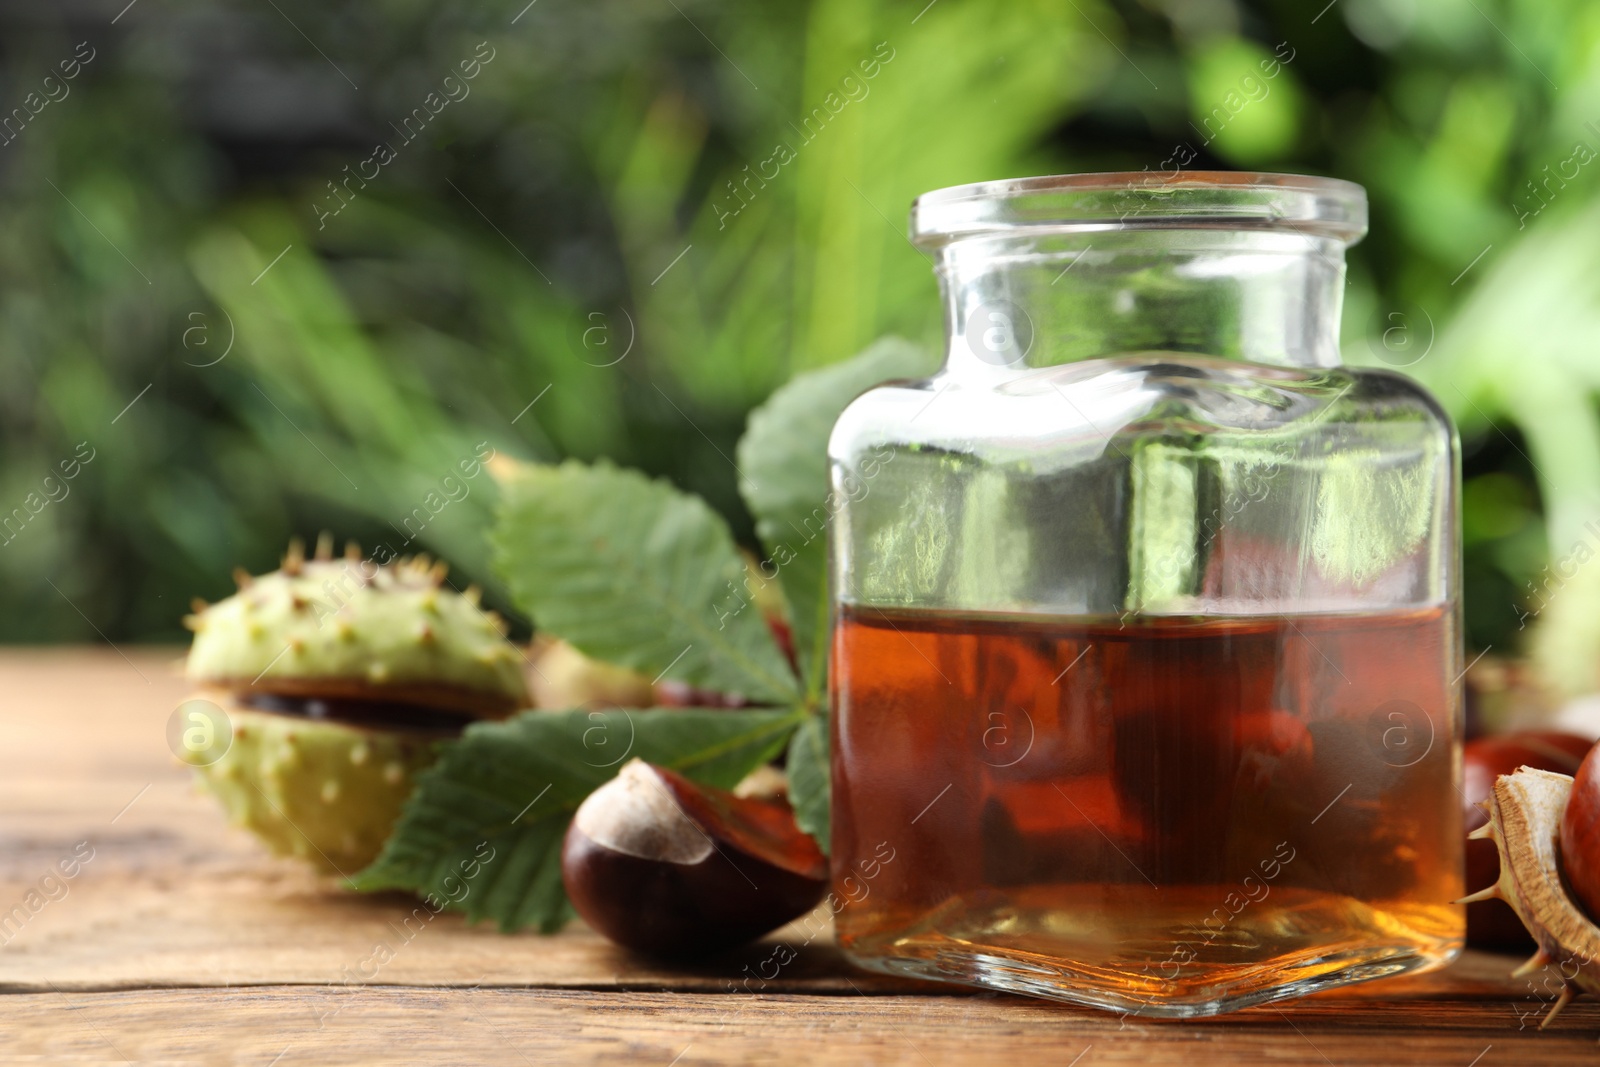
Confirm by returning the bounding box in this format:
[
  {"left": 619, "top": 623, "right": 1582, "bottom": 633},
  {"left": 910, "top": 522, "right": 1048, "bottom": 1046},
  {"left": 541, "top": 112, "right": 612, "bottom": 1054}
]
[{"left": 1, "top": 648, "right": 1593, "bottom": 1065}]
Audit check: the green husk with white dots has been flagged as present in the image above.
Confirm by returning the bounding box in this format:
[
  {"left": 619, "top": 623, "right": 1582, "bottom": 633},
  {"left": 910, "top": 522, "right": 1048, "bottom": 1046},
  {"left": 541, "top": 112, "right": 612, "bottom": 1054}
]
[
  {"left": 185, "top": 541, "right": 526, "bottom": 712},
  {"left": 182, "top": 539, "right": 530, "bottom": 872},
  {"left": 194, "top": 707, "right": 441, "bottom": 873}
]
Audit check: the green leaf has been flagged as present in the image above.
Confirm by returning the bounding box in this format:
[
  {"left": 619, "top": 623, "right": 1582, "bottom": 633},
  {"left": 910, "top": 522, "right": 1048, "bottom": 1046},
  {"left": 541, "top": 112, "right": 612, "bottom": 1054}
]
[
  {"left": 353, "top": 706, "right": 805, "bottom": 932},
  {"left": 493, "top": 459, "right": 799, "bottom": 705},
  {"left": 785, "top": 713, "right": 831, "bottom": 853},
  {"left": 736, "top": 337, "right": 934, "bottom": 691}
]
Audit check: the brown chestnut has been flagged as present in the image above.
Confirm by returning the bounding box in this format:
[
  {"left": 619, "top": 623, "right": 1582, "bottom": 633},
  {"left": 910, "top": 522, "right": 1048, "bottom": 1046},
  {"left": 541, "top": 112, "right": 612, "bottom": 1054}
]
[
  {"left": 1560, "top": 742, "right": 1600, "bottom": 921},
  {"left": 562, "top": 758, "right": 827, "bottom": 958},
  {"left": 1463, "top": 731, "right": 1592, "bottom": 948}
]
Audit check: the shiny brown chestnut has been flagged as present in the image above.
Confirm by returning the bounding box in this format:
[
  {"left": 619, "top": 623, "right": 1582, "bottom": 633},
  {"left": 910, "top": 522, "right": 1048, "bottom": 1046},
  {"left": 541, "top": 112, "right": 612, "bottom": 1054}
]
[
  {"left": 1462, "top": 731, "right": 1592, "bottom": 948},
  {"left": 562, "top": 759, "right": 827, "bottom": 958},
  {"left": 1560, "top": 742, "right": 1600, "bottom": 921}
]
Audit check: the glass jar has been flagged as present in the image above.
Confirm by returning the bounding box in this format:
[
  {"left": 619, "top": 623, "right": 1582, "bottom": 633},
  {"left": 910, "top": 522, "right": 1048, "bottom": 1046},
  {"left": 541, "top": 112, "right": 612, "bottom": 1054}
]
[{"left": 826, "top": 172, "right": 1463, "bottom": 1017}]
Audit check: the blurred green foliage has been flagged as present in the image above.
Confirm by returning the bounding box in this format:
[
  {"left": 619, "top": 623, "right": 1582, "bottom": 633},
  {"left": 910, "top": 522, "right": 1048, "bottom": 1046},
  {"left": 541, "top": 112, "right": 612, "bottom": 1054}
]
[{"left": 3, "top": 0, "right": 1599, "bottom": 651}]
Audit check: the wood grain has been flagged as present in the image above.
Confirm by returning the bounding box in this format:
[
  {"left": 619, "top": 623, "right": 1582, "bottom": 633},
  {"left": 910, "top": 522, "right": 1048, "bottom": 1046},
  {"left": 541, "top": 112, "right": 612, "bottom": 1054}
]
[
  {"left": 5, "top": 987, "right": 1599, "bottom": 1066},
  {"left": 0, "top": 648, "right": 1595, "bottom": 1065}
]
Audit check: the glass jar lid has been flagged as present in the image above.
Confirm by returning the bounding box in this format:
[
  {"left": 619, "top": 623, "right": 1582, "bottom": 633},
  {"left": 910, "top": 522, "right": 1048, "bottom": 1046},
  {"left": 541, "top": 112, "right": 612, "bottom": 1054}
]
[{"left": 910, "top": 171, "right": 1367, "bottom": 249}]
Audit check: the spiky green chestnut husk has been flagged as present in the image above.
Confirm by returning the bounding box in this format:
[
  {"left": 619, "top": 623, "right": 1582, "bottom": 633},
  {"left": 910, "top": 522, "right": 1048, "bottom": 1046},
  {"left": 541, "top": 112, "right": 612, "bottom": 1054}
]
[
  {"left": 186, "top": 539, "right": 527, "bottom": 716},
  {"left": 183, "top": 538, "right": 530, "bottom": 873},
  {"left": 192, "top": 706, "right": 439, "bottom": 873}
]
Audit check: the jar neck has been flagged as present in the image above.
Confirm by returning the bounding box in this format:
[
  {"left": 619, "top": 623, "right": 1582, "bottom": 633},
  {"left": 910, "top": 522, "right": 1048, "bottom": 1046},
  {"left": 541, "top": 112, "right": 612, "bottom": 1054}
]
[{"left": 934, "top": 229, "right": 1349, "bottom": 377}]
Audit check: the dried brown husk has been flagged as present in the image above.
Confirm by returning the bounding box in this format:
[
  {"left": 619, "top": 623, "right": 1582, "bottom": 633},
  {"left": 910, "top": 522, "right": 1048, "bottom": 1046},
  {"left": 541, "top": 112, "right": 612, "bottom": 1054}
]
[{"left": 1466, "top": 767, "right": 1600, "bottom": 1026}]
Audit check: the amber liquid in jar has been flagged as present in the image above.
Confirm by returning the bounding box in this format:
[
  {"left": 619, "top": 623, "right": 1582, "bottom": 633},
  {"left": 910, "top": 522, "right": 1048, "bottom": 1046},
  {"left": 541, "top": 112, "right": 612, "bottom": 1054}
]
[{"left": 831, "top": 605, "right": 1464, "bottom": 1016}]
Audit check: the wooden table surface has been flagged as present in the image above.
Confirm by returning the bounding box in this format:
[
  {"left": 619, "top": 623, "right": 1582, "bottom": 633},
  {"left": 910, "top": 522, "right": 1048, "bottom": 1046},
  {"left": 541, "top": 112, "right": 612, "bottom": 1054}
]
[{"left": 2, "top": 648, "right": 1595, "bottom": 1065}]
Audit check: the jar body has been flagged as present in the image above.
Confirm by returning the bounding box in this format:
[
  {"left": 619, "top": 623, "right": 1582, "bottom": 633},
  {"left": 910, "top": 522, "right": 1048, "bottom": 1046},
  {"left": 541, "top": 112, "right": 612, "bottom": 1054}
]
[{"left": 826, "top": 175, "right": 1463, "bottom": 1017}]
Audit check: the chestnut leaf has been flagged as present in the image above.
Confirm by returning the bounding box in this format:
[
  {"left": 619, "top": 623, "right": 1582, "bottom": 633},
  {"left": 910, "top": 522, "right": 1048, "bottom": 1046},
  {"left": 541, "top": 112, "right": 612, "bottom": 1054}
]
[
  {"left": 736, "top": 337, "right": 934, "bottom": 694},
  {"left": 493, "top": 459, "right": 800, "bottom": 705},
  {"left": 785, "top": 713, "right": 830, "bottom": 851},
  {"left": 352, "top": 706, "right": 806, "bottom": 932}
]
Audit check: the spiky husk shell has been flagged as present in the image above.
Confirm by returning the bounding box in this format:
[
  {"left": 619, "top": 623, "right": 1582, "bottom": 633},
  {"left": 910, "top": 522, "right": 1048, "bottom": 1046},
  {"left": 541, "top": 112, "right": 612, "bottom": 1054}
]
[
  {"left": 185, "top": 542, "right": 526, "bottom": 716},
  {"left": 192, "top": 704, "right": 440, "bottom": 874},
  {"left": 1467, "top": 767, "right": 1600, "bottom": 1027}
]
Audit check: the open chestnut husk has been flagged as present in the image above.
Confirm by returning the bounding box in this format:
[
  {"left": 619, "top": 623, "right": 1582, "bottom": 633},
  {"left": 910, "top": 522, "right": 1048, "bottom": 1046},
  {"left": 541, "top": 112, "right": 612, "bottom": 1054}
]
[
  {"left": 562, "top": 759, "right": 827, "bottom": 958},
  {"left": 1468, "top": 766, "right": 1600, "bottom": 1026},
  {"left": 1462, "top": 732, "right": 1592, "bottom": 948}
]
